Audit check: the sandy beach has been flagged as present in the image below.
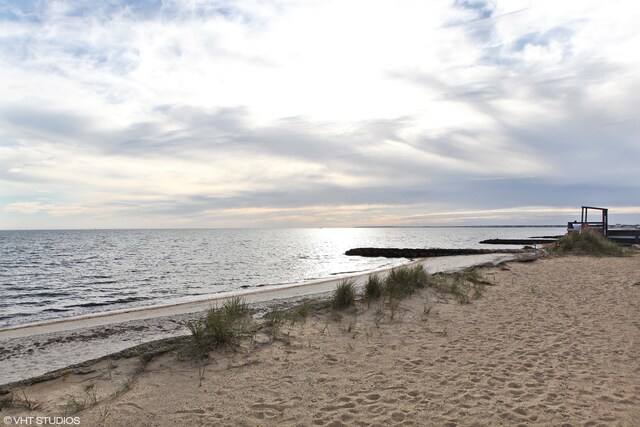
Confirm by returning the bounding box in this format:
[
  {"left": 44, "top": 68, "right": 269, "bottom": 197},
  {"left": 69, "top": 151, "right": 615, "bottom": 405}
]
[
  {"left": 0, "top": 254, "right": 515, "bottom": 386},
  {"left": 2, "top": 252, "right": 639, "bottom": 426}
]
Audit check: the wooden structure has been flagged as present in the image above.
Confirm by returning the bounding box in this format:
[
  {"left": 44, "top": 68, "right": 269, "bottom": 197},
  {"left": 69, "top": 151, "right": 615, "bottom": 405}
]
[
  {"left": 607, "top": 228, "right": 640, "bottom": 245},
  {"left": 568, "top": 206, "right": 640, "bottom": 245},
  {"left": 581, "top": 206, "right": 608, "bottom": 237}
]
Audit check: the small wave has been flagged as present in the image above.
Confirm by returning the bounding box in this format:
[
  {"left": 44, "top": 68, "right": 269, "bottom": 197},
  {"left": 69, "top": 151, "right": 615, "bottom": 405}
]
[
  {"left": 329, "top": 270, "right": 364, "bottom": 276},
  {"left": 66, "top": 296, "right": 148, "bottom": 308},
  {"left": 87, "top": 280, "right": 118, "bottom": 285},
  {"left": 10, "top": 291, "right": 72, "bottom": 299},
  {"left": 0, "top": 312, "right": 32, "bottom": 321},
  {"left": 13, "top": 300, "right": 55, "bottom": 307}
]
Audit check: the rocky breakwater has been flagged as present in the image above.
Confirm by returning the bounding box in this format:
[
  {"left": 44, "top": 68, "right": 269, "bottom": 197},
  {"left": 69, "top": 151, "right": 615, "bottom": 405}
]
[{"left": 345, "top": 248, "right": 525, "bottom": 258}]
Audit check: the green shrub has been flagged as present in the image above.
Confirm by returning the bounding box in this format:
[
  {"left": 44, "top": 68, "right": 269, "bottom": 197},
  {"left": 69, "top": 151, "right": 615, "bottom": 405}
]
[
  {"left": 332, "top": 279, "right": 357, "bottom": 310},
  {"left": 553, "top": 230, "right": 627, "bottom": 256}
]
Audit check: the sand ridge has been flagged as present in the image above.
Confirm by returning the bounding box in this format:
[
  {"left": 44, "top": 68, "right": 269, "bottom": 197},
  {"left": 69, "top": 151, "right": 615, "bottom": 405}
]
[{"left": 3, "top": 254, "right": 639, "bottom": 426}]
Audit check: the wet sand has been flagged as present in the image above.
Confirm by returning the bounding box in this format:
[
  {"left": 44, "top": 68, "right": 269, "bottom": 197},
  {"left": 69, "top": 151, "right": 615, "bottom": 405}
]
[{"left": 2, "top": 253, "right": 638, "bottom": 426}]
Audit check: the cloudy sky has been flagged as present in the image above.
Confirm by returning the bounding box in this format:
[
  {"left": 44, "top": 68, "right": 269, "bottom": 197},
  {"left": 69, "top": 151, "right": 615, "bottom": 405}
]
[{"left": 1, "top": 0, "right": 639, "bottom": 229}]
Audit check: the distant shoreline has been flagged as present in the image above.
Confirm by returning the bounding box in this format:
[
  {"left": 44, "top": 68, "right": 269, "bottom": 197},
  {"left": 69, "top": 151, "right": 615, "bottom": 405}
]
[{"left": 0, "top": 225, "right": 567, "bottom": 232}]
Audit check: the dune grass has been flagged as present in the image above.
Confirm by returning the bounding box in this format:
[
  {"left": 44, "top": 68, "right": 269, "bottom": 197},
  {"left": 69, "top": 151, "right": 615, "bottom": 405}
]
[
  {"left": 553, "top": 230, "right": 627, "bottom": 256},
  {"left": 332, "top": 279, "right": 357, "bottom": 310},
  {"left": 384, "top": 264, "right": 430, "bottom": 299},
  {"left": 187, "top": 296, "right": 252, "bottom": 353},
  {"left": 264, "top": 309, "right": 287, "bottom": 338},
  {"left": 429, "top": 268, "right": 489, "bottom": 304},
  {"left": 363, "top": 274, "right": 383, "bottom": 305},
  {"left": 187, "top": 262, "right": 490, "bottom": 355}
]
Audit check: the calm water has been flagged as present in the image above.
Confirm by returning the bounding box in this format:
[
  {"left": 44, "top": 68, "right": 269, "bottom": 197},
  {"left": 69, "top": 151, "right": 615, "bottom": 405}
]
[{"left": 0, "top": 227, "right": 561, "bottom": 328}]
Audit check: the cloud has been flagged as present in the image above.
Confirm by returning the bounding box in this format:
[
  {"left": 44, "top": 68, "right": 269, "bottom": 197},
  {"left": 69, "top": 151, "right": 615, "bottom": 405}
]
[
  {"left": 4, "top": 201, "right": 49, "bottom": 214},
  {"left": 0, "top": 0, "right": 639, "bottom": 228}
]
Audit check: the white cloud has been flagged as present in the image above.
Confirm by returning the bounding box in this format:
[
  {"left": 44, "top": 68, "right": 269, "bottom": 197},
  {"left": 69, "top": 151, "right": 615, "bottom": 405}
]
[
  {"left": 4, "top": 201, "right": 50, "bottom": 214},
  {"left": 0, "top": 0, "right": 639, "bottom": 228}
]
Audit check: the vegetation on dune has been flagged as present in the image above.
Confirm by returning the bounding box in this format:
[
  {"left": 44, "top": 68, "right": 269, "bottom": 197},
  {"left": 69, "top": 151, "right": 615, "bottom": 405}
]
[
  {"left": 552, "top": 230, "right": 627, "bottom": 257},
  {"left": 187, "top": 262, "right": 492, "bottom": 356},
  {"left": 383, "top": 264, "right": 430, "bottom": 299},
  {"left": 430, "top": 268, "right": 489, "bottom": 304},
  {"left": 332, "top": 279, "right": 357, "bottom": 310},
  {"left": 363, "top": 274, "right": 383, "bottom": 305},
  {"left": 187, "top": 296, "right": 252, "bottom": 353}
]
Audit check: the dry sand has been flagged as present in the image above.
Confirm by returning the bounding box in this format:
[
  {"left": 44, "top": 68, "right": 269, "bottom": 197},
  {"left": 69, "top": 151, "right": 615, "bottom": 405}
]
[{"left": 2, "top": 253, "right": 639, "bottom": 426}]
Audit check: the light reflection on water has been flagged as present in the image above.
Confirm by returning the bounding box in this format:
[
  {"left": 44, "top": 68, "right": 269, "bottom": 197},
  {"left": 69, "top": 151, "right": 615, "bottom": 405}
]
[{"left": 0, "top": 227, "right": 561, "bottom": 327}]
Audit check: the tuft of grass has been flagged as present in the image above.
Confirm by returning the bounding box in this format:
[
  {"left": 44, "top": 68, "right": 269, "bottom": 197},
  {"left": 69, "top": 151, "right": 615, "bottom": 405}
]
[
  {"left": 264, "top": 309, "right": 287, "bottom": 339},
  {"left": 198, "top": 365, "right": 206, "bottom": 387},
  {"left": 63, "top": 393, "right": 87, "bottom": 415},
  {"left": 287, "top": 301, "right": 313, "bottom": 324},
  {"left": 187, "top": 319, "right": 208, "bottom": 353},
  {"left": 421, "top": 302, "right": 433, "bottom": 321},
  {"left": 222, "top": 296, "right": 251, "bottom": 320},
  {"left": 187, "top": 297, "right": 252, "bottom": 353},
  {"left": 109, "top": 377, "right": 133, "bottom": 400},
  {"left": 449, "top": 279, "right": 471, "bottom": 304},
  {"left": 388, "top": 298, "right": 400, "bottom": 320},
  {"left": 472, "top": 282, "right": 486, "bottom": 299},
  {"left": 332, "top": 279, "right": 357, "bottom": 310},
  {"left": 347, "top": 314, "right": 358, "bottom": 338},
  {"left": 553, "top": 229, "right": 627, "bottom": 257},
  {"left": 85, "top": 384, "right": 98, "bottom": 406},
  {"left": 384, "top": 264, "right": 429, "bottom": 299},
  {"left": 364, "top": 274, "right": 383, "bottom": 305},
  {"left": 203, "top": 307, "right": 244, "bottom": 347},
  {"left": 18, "top": 389, "right": 39, "bottom": 411},
  {"left": 98, "top": 403, "right": 111, "bottom": 424},
  {"left": 431, "top": 268, "right": 491, "bottom": 304},
  {"left": 296, "top": 301, "right": 312, "bottom": 317}
]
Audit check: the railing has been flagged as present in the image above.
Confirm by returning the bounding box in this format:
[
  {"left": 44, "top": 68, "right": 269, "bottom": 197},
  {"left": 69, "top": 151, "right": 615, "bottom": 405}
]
[{"left": 608, "top": 228, "right": 640, "bottom": 245}]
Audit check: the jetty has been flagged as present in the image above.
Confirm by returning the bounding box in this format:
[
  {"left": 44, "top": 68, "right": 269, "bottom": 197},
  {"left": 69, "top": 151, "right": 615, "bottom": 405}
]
[{"left": 344, "top": 248, "right": 524, "bottom": 258}]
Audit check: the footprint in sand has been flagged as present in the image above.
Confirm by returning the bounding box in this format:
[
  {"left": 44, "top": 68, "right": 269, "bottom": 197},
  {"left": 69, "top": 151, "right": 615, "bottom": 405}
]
[{"left": 366, "top": 393, "right": 381, "bottom": 402}]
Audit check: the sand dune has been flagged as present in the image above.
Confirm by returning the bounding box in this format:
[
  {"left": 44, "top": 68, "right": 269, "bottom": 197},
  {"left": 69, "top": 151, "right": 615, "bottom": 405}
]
[{"left": 3, "top": 253, "right": 639, "bottom": 426}]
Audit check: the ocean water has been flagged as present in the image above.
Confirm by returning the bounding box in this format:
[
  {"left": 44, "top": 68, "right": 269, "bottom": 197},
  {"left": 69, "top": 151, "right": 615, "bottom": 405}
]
[{"left": 0, "top": 227, "right": 562, "bottom": 328}]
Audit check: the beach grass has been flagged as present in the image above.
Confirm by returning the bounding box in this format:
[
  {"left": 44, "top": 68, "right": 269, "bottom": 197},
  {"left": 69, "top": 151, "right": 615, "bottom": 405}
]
[
  {"left": 332, "top": 279, "right": 357, "bottom": 310},
  {"left": 553, "top": 229, "right": 627, "bottom": 256},
  {"left": 429, "top": 268, "right": 490, "bottom": 304},
  {"left": 383, "top": 264, "right": 429, "bottom": 300},
  {"left": 187, "top": 296, "right": 252, "bottom": 352},
  {"left": 264, "top": 309, "right": 287, "bottom": 338},
  {"left": 363, "top": 274, "right": 383, "bottom": 305},
  {"left": 288, "top": 301, "right": 312, "bottom": 323}
]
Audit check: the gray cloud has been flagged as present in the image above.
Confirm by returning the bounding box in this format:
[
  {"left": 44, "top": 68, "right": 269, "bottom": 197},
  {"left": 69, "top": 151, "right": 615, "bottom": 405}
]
[{"left": 1, "top": 0, "right": 639, "bottom": 228}]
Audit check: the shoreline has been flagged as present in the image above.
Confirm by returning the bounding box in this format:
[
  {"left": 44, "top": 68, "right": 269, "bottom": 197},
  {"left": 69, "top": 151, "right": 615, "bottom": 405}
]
[
  {"left": 2, "top": 252, "right": 638, "bottom": 425},
  {"left": 0, "top": 253, "right": 518, "bottom": 386}
]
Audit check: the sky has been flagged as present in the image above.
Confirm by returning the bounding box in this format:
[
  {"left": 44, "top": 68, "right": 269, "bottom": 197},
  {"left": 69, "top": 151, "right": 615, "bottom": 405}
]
[{"left": 1, "top": 0, "right": 639, "bottom": 229}]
